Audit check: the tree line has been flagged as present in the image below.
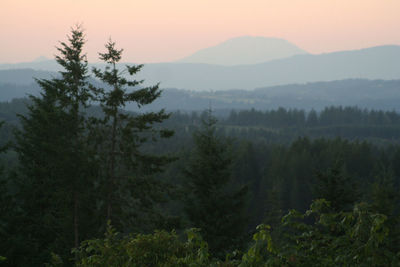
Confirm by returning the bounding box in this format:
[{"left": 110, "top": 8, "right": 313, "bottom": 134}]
[
  {"left": 226, "top": 106, "right": 400, "bottom": 127},
  {"left": 3, "top": 100, "right": 400, "bottom": 148}
]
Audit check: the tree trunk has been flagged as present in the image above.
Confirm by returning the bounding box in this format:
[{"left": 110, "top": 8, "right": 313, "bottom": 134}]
[
  {"left": 107, "top": 108, "right": 118, "bottom": 223},
  {"left": 74, "top": 192, "right": 79, "bottom": 254}
]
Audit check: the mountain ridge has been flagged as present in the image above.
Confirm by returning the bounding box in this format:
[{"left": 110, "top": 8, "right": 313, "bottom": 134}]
[
  {"left": 136, "top": 45, "right": 400, "bottom": 90},
  {"left": 0, "top": 45, "right": 399, "bottom": 91},
  {"left": 1, "top": 79, "right": 400, "bottom": 112},
  {"left": 176, "top": 36, "right": 308, "bottom": 66}
]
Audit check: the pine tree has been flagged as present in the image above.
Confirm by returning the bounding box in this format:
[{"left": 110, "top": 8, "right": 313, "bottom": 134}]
[
  {"left": 183, "top": 110, "right": 248, "bottom": 257},
  {"left": 14, "top": 26, "right": 97, "bottom": 264},
  {"left": 91, "top": 39, "right": 174, "bottom": 232}
]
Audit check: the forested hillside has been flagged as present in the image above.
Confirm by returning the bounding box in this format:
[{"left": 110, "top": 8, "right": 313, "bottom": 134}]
[
  {"left": 1, "top": 27, "right": 400, "bottom": 266},
  {"left": 2, "top": 98, "right": 400, "bottom": 265}
]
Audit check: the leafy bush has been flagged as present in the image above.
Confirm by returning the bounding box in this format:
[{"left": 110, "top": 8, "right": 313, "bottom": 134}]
[
  {"left": 73, "top": 223, "right": 213, "bottom": 267},
  {"left": 240, "top": 199, "right": 400, "bottom": 266},
  {"left": 50, "top": 200, "right": 399, "bottom": 266}
]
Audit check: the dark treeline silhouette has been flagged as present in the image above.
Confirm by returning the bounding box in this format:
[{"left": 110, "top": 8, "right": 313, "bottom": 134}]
[
  {"left": 2, "top": 100, "right": 400, "bottom": 149},
  {"left": 3, "top": 100, "right": 400, "bottom": 128},
  {"left": 226, "top": 106, "right": 400, "bottom": 127}
]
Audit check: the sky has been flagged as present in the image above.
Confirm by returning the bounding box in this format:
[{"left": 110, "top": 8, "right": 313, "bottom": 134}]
[{"left": 1, "top": 0, "right": 399, "bottom": 63}]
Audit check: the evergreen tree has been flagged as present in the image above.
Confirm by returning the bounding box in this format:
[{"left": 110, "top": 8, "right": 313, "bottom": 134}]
[
  {"left": 370, "top": 168, "right": 398, "bottom": 216},
  {"left": 91, "top": 39, "right": 174, "bottom": 232},
  {"left": 183, "top": 110, "right": 248, "bottom": 257},
  {"left": 307, "top": 109, "right": 318, "bottom": 127},
  {"left": 14, "top": 26, "right": 97, "bottom": 265},
  {"left": 369, "top": 167, "right": 400, "bottom": 252},
  {"left": 313, "top": 161, "right": 358, "bottom": 212},
  {"left": 0, "top": 122, "right": 12, "bottom": 263}
]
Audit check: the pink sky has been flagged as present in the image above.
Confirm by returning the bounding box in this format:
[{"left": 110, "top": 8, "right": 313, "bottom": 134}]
[{"left": 1, "top": 0, "right": 399, "bottom": 63}]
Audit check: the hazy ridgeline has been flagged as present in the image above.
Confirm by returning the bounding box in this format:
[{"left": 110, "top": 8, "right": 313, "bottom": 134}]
[
  {"left": 2, "top": 41, "right": 400, "bottom": 90},
  {"left": 2, "top": 78, "right": 400, "bottom": 112}
]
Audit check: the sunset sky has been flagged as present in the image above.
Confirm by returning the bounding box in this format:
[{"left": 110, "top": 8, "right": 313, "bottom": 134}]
[{"left": 1, "top": 0, "right": 399, "bottom": 63}]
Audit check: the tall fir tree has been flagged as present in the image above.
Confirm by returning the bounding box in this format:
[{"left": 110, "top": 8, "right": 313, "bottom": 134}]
[
  {"left": 14, "top": 26, "right": 98, "bottom": 265},
  {"left": 52, "top": 25, "right": 97, "bottom": 252},
  {"left": 183, "top": 110, "right": 248, "bottom": 257},
  {"left": 91, "top": 39, "right": 174, "bottom": 232}
]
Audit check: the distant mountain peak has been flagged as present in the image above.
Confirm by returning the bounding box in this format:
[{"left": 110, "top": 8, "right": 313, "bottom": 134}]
[
  {"left": 177, "top": 36, "right": 308, "bottom": 66},
  {"left": 33, "top": 56, "right": 50, "bottom": 62}
]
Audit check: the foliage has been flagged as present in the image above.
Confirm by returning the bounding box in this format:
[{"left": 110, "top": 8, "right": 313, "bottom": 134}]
[
  {"left": 183, "top": 110, "right": 248, "bottom": 258},
  {"left": 90, "top": 39, "right": 174, "bottom": 232},
  {"left": 2, "top": 27, "right": 177, "bottom": 266},
  {"left": 240, "top": 199, "right": 400, "bottom": 267},
  {"left": 370, "top": 168, "right": 399, "bottom": 216},
  {"left": 73, "top": 224, "right": 212, "bottom": 267},
  {"left": 0, "top": 122, "right": 10, "bottom": 264},
  {"left": 313, "top": 161, "right": 358, "bottom": 211},
  {"left": 51, "top": 200, "right": 400, "bottom": 266},
  {"left": 12, "top": 25, "right": 98, "bottom": 265}
]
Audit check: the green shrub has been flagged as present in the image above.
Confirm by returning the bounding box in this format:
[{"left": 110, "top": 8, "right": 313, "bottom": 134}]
[{"left": 73, "top": 224, "right": 212, "bottom": 267}]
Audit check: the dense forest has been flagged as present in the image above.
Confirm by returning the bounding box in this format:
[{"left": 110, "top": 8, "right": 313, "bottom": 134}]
[{"left": 1, "top": 27, "right": 400, "bottom": 266}]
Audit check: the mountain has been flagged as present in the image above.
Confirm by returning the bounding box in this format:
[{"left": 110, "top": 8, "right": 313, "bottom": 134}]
[
  {"left": 0, "top": 60, "right": 61, "bottom": 71},
  {"left": 0, "top": 69, "right": 56, "bottom": 85},
  {"left": 135, "top": 45, "right": 400, "bottom": 90},
  {"left": 1, "top": 45, "right": 399, "bottom": 91},
  {"left": 131, "top": 79, "right": 400, "bottom": 112},
  {"left": 33, "top": 56, "right": 50, "bottom": 62},
  {"left": 176, "top": 36, "right": 308, "bottom": 65}
]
